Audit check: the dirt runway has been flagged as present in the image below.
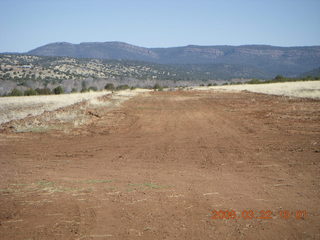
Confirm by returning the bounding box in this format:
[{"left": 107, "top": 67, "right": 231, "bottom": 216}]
[{"left": 0, "top": 90, "right": 319, "bottom": 239}]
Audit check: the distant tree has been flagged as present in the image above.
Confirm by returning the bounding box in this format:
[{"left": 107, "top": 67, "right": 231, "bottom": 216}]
[
  {"left": 104, "top": 83, "right": 115, "bottom": 90},
  {"left": 24, "top": 88, "right": 38, "bottom": 96},
  {"left": 53, "top": 86, "right": 64, "bottom": 94},
  {"left": 274, "top": 75, "right": 285, "bottom": 81},
  {"left": 153, "top": 83, "right": 163, "bottom": 91},
  {"left": 303, "top": 75, "right": 314, "bottom": 80},
  {"left": 116, "top": 84, "right": 130, "bottom": 90},
  {"left": 10, "top": 88, "right": 23, "bottom": 96},
  {"left": 3, "top": 73, "right": 10, "bottom": 79},
  {"left": 247, "top": 78, "right": 261, "bottom": 84},
  {"left": 88, "top": 86, "right": 98, "bottom": 91},
  {"left": 35, "top": 88, "right": 51, "bottom": 95},
  {"left": 153, "top": 83, "right": 160, "bottom": 89},
  {"left": 81, "top": 87, "right": 88, "bottom": 93}
]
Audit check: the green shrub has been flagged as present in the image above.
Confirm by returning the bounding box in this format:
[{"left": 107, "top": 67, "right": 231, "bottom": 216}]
[
  {"left": 35, "top": 88, "right": 51, "bottom": 95},
  {"left": 24, "top": 88, "right": 38, "bottom": 96},
  {"left": 153, "top": 83, "right": 163, "bottom": 91},
  {"left": 116, "top": 84, "right": 130, "bottom": 90},
  {"left": 104, "top": 83, "right": 115, "bottom": 90},
  {"left": 53, "top": 86, "right": 64, "bottom": 94},
  {"left": 274, "top": 75, "right": 285, "bottom": 81},
  {"left": 10, "top": 88, "right": 23, "bottom": 96},
  {"left": 247, "top": 79, "right": 262, "bottom": 84},
  {"left": 81, "top": 87, "right": 88, "bottom": 93},
  {"left": 88, "top": 86, "right": 98, "bottom": 91}
]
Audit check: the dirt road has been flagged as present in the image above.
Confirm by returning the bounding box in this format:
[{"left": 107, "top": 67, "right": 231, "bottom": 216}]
[{"left": 0, "top": 90, "right": 319, "bottom": 239}]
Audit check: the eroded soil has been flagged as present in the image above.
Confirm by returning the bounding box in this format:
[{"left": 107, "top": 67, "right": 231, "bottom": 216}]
[{"left": 0, "top": 90, "right": 319, "bottom": 240}]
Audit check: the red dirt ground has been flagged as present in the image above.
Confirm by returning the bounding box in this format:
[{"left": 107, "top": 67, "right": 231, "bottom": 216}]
[{"left": 0, "top": 90, "right": 319, "bottom": 240}]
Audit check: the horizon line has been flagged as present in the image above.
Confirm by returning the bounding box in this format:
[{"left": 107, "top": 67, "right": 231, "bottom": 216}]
[{"left": 2, "top": 41, "right": 320, "bottom": 54}]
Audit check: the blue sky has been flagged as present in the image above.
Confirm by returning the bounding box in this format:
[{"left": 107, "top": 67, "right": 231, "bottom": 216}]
[{"left": 0, "top": 0, "right": 319, "bottom": 52}]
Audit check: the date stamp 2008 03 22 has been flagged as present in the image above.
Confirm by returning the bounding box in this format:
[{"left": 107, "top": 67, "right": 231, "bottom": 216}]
[{"left": 211, "top": 210, "right": 307, "bottom": 220}]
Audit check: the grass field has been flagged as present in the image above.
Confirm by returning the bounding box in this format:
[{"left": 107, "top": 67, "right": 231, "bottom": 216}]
[
  {"left": 193, "top": 80, "right": 320, "bottom": 99},
  {"left": 0, "top": 91, "right": 112, "bottom": 125}
]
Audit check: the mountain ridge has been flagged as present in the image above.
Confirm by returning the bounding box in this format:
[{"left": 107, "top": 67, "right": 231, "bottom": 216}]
[{"left": 13, "top": 41, "right": 320, "bottom": 78}]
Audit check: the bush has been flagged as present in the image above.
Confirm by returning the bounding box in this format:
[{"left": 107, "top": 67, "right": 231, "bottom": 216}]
[
  {"left": 24, "top": 88, "right": 38, "bottom": 96},
  {"left": 116, "top": 84, "right": 130, "bottom": 90},
  {"left": 247, "top": 79, "right": 262, "bottom": 84},
  {"left": 88, "top": 86, "right": 98, "bottom": 91},
  {"left": 153, "top": 83, "right": 163, "bottom": 91},
  {"left": 81, "top": 87, "right": 88, "bottom": 93},
  {"left": 35, "top": 88, "right": 51, "bottom": 95},
  {"left": 274, "top": 75, "right": 285, "bottom": 81},
  {"left": 53, "top": 86, "right": 64, "bottom": 94},
  {"left": 10, "top": 88, "right": 23, "bottom": 96},
  {"left": 81, "top": 81, "right": 87, "bottom": 89},
  {"left": 105, "top": 83, "right": 115, "bottom": 90}
]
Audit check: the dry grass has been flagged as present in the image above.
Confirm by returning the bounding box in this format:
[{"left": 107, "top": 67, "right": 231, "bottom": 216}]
[
  {"left": 0, "top": 91, "right": 110, "bottom": 125},
  {"left": 0, "top": 89, "right": 151, "bottom": 128},
  {"left": 193, "top": 81, "right": 320, "bottom": 99}
]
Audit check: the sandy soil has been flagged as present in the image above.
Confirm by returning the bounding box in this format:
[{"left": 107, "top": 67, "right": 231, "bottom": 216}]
[{"left": 0, "top": 90, "right": 319, "bottom": 239}]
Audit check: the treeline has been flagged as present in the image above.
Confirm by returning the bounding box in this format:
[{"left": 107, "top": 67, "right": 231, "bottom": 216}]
[
  {"left": 3, "top": 75, "right": 319, "bottom": 97},
  {"left": 244, "top": 75, "right": 320, "bottom": 85},
  {"left": 2, "top": 83, "right": 165, "bottom": 97},
  {"left": 104, "top": 83, "right": 164, "bottom": 91},
  {"left": 6, "top": 86, "right": 64, "bottom": 96},
  {"left": 215, "top": 75, "right": 320, "bottom": 86}
]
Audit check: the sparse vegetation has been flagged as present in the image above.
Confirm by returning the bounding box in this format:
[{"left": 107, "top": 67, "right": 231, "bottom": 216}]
[
  {"left": 35, "top": 88, "right": 52, "bottom": 95},
  {"left": 153, "top": 83, "right": 163, "bottom": 91},
  {"left": 24, "top": 88, "right": 38, "bottom": 96},
  {"left": 104, "top": 83, "right": 115, "bottom": 90},
  {"left": 116, "top": 84, "right": 130, "bottom": 90},
  {"left": 243, "top": 75, "right": 320, "bottom": 85},
  {"left": 201, "top": 81, "right": 320, "bottom": 99},
  {"left": 88, "top": 86, "right": 98, "bottom": 92},
  {"left": 9, "top": 88, "right": 23, "bottom": 96},
  {"left": 0, "top": 53, "right": 278, "bottom": 89},
  {"left": 53, "top": 86, "right": 64, "bottom": 94},
  {"left": 0, "top": 88, "right": 147, "bottom": 126},
  {"left": 81, "top": 87, "right": 88, "bottom": 93}
]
